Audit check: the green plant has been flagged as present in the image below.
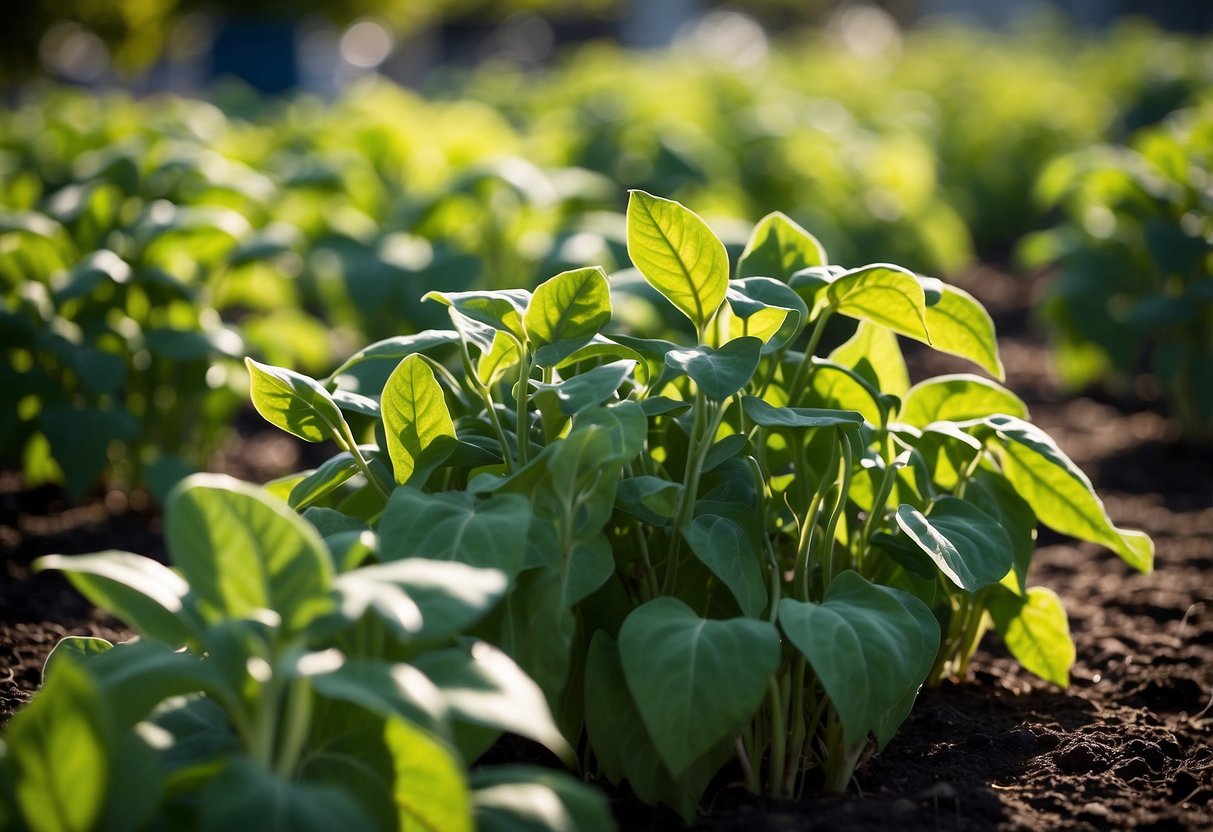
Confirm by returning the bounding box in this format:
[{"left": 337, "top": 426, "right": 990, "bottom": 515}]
[
  {"left": 1021, "top": 100, "right": 1213, "bottom": 436},
  {"left": 245, "top": 192, "right": 1152, "bottom": 817},
  {"left": 0, "top": 473, "right": 611, "bottom": 831}
]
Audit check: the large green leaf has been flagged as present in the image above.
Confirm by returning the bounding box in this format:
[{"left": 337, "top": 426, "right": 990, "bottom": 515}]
[
  {"left": 382, "top": 355, "right": 457, "bottom": 486},
  {"left": 311, "top": 659, "right": 449, "bottom": 737},
  {"left": 900, "top": 374, "right": 1027, "bottom": 426},
  {"left": 779, "top": 571, "right": 939, "bottom": 748},
  {"left": 35, "top": 552, "right": 195, "bottom": 646},
  {"left": 523, "top": 266, "right": 612, "bottom": 366},
  {"left": 583, "top": 632, "right": 728, "bottom": 822},
  {"left": 166, "top": 474, "right": 334, "bottom": 634},
  {"left": 826, "top": 264, "right": 929, "bottom": 342},
  {"left": 894, "top": 496, "right": 1014, "bottom": 590},
  {"left": 989, "top": 586, "right": 1075, "bottom": 687},
  {"left": 472, "top": 767, "right": 614, "bottom": 832},
  {"left": 664, "top": 337, "right": 762, "bottom": 401},
  {"left": 924, "top": 284, "right": 1004, "bottom": 380},
  {"left": 681, "top": 513, "right": 767, "bottom": 617},
  {"left": 386, "top": 716, "right": 474, "bottom": 832},
  {"left": 7, "top": 660, "right": 109, "bottom": 832},
  {"left": 965, "top": 468, "right": 1036, "bottom": 594},
  {"left": 337, "top": 559, "right": 507, "bottom": 644},
  {"left": 626, "top": 190, "right": 728, "bottom": 332},
  {"left": 378, "top": 490, "right": 530, "bottom": 579},
  {"left": 535, "top": 360, "right": 633, "bottom": 415},
  {"left": 198, "top": 758, "right": 376, "bottom": 832},
  {"left": 618, "top": 598, "right": 780, "bottom": 776},
  {"left": 246, "top": 358, "right": 349, "bottom": 444},
  {"left": 737, "top": 211, "right": 827, "bottom": 281},
  {"left": 412, "top": 640, "right": 573, "bottom": 765},
  {"left": 983, "top": 415, "right": 1153, "bottom": 572}
]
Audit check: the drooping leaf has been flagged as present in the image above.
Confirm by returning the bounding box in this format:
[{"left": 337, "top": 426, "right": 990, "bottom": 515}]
[
  {"left": 894, "top": 497, "right": 1013, "bottom": 590},
  {"left": 900, "top": 374, "right": 1027, "bottom": 426},
  {"left": 337, "top": 559, "right": 507, "bottom": 644},
  {"left": 741, "top": 396, "right": 864, "bottom": 430},
  {"left": 737, "top": 211, "right": 827, "bottom": 281},
  {"left": 779, "top": 571, "right": 939, "bottom": 748},
  {"left": 166, "top": 474, "right": 334, "bottom": 634},
  {"left": 983, "top": 415, "right": 1153, "bottom": 572},
  {"left": 826, "top": 264, "right": 929, "bottom": 343},
  {"left": 726, "top": 276, "right": 807, "bottom": 353},
  {"left": 618, "top": 597, "right": 780, "bottom": 776},
  {"left": 524, "top": 266, "right": 612, "bottom": 366},
  {"left": 382, "top": 355, "right": 457, "bottom": 485},
  {"left": 246, "top": 358, "right": 349, "bottom": 444},
  {"left": 35, "top": 552, "right": 195, "bottom": 646},
  {"left": 989, "top": 586, "right": 1075, "bottom": 687},
  {"left": 924, "top": 283, "right": 1004, "bottom": 380},
  {"left": 423, "top": 289, "right": 530, "bottom": 344},
  {"left": 413, "top": 640, "right": 573, "bottom": 765},
  {"left": 664, "top": 337, "right": 762, "bottom": 401},
  {"left": 681, "top": 513, "right": 767, "bottom": 617},
  {"left": 626, "top": 190, "right": 728, "bottom": 332}
]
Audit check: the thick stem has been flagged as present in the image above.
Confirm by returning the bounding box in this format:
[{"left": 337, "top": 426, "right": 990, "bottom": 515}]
[
  {"left": 515, "top": 352, "right": 534, "bottom": 466},
  {"left": 275, "top": 676, "right": 313, "bottom": 778},
  {"left": 788, "top": 310, "right": 833, "bottom": 404}
]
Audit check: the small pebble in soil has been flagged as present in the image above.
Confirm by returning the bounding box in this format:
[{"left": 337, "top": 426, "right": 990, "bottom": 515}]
[
  {"left": 1054, "top": 742, "right": 1104, "bottom": 774},
  {"left": 1114, "top": 757, "right": 1152, "bottom": 781}
]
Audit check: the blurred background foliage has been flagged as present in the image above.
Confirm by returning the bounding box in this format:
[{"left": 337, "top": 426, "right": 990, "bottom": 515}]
[{"left": 1, "top": 0, "right": 1212, "bottom": 496}]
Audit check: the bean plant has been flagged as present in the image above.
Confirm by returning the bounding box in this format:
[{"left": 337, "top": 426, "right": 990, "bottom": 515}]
[
  {"left": 246, "top": 192, "right": 1152, "bottom": 817},
  {"left": 1021, "top": 100, "right": 1213, "bottom": 436},
  {"left": 0, "top": 474, "right": 611, "bottom": 831}
]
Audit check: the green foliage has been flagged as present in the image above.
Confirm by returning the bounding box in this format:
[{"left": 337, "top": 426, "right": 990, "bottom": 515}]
[
  {"left": 0, "top": 475, "right": 609, "bottom": 831},
  {"left": 1022, "top": 100, "right": 1213, "bottom": 436},
  {"left": 245, "top": 195, "right": 1150, "bottom": 815}
]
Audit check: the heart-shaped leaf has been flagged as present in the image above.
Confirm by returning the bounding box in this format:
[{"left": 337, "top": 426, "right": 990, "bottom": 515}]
[
  {"left": 524, "top": 266, "right": 612, "bottom": 366},
  {"left": 618, "top": 598, "right": 780, "bottom": 776},
  {"left": 738, "top": 211, "right": 827, "bottom": 281},
  {"left": 681, "top": 513, "right": 767, "bottom": 617},
  {"left": 665, "top": 337, "right": 762, "bottom": 401},
  {"left": 779, "top": 571, "right": 938, "bottom": 748}
]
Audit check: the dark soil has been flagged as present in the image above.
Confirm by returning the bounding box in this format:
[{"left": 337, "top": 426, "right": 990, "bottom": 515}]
[{"left": 2, "top": 266, "right": 1211, "bottom": 830}]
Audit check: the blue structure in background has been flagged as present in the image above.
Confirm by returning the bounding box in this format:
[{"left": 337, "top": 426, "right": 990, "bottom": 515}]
[{"left": 210, "top": 19, "right": 298, "bottom": 94}]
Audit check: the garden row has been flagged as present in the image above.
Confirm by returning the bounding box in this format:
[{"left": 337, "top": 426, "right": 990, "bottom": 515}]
[{"left": 0, "top": 20, "right": 1206, "bottom": 831}]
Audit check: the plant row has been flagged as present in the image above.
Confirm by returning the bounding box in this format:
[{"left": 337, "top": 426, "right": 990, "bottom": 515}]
[{"left": 0, "top": 194, "right": 1153, "bottom": 828}]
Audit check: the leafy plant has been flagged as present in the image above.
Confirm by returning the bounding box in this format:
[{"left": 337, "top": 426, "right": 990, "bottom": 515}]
[
  {"left": 246, "top": 192, "right": 1152, "bottom": 817},
  {"left": 1021, "top": 100, "right": 1213, "bottom": 436},
  {"left": 0, "top": 473, "right": 611, "bottom": 831}
]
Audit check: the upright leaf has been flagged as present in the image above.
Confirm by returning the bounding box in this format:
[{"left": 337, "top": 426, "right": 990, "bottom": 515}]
[
  {"left": 737, "top": 211, "right": 827, "bottom": 281},
  {"left": 626, "top": 190, "right": 728, "bottom": 332},
  {"left": 7, "top": 660, "right": 109, "bottom": 832},
  {"left": 829, "top": 320, "right": 910, "bottom": 398},
  {"left": 382, "top": 355, "right": 457, "bottom": 485},
  {"left": 386, "top": 716, "right": 474, "bottom": 832},
  {"left": 618, "top": 598, "right": 780, "bottom": 776},
  {"left": 524, "top": 267, "right": 612, "bottom": 366}
]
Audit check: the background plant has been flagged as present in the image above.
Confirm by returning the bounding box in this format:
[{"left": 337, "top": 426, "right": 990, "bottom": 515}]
[
  {"left": 0, "top": 473, "right": 612, "bottom": 831},
  {"left": 1021, "top": 98, "right": 1213, "bottom": 436},
  {"left": 246, "top": 192, "right": 1151, "bottom": 818}
]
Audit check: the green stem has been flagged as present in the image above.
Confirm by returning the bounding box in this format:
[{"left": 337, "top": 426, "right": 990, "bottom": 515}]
[
  {"left": 515, "top": 351, "right": 533, "bottom": 466},
  {"left": 663, "top": 392, "right": 711, "bottom": 594},
  {"left": 337, "top": 421, "right": 391, "bottom": 500},
  {"left": 788, "top": 309, "right": 833, "bottom": 404},
  {"left": 275, "top": 676, "right": 314, "bottom": 778},
  {"left": 766, "top": 676, "right": 787, "bottom": 798},
  {"left": 820, "top": 432, "right": 853, "bottom": 593}
]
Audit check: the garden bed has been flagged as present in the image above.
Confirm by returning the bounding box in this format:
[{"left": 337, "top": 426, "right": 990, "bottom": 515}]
[{"left": 2, "top": 267, "right": 1210, "bottom": 830}]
